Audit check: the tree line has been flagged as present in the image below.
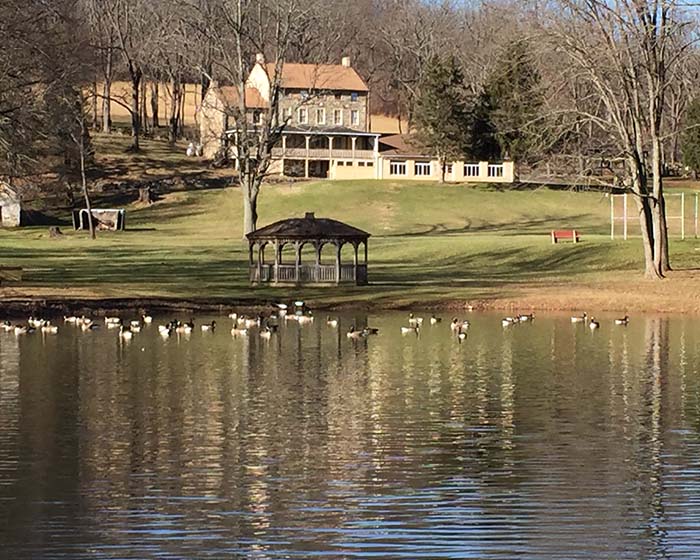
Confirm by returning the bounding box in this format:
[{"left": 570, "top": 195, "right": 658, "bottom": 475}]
[{"left": 1, "top": 0, "right": 699, "bottom": 277}]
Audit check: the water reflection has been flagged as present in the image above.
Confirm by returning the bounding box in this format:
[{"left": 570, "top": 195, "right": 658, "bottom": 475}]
[{"left": 1, "top": 313, "right": 700, "bottom": 557}]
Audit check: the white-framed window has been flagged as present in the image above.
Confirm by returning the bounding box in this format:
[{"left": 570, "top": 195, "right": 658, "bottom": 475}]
[
  {"left": 334, "top": 109, "right": 343, "bottom": 125},
  {"left": 415, "top": 161, "right": 432, "bottom": 176},
  {"left": 351, "top": 92, "right": 359, "bottom": 102},
  {"left": 350, "top": 110, "right": 359, "bottom": 126},
  {"left": 283, "top": 107, "right": 293, "bottom": 121},
  {"left": 366, "top": 161, "right": 374, "bottom": 167},
  {"left": 316, "top": 108, "right": 326, "bottom": 125},
  {"left": 253, "top": 110, "right": 263, "bottom": 125},
  {"left": 389, "top": 160, "right": 407, "bottom": 176},
  {"left": 337, "top": 161, "right": 345, "bottom": 166},
  {"left": 445, "top": 163, "right": 453, "bottom": 175},
  {"left": 488, "top": 164, "right": 504, "bottom": 178},
  {"left": 464, "top": 163, "right": 480, "bottom": 177},
  {"left": 298, "top": 107, "right": 308, "bottom": 124}
]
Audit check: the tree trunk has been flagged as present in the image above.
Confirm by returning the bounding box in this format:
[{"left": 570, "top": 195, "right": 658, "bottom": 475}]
[
  {"left": 129, "top": 63, "right": 142, "bottom": 151},
  {"left": 78, "top": 120, "right": 95, "bottom": 240},
  {"left": 241, "top": 173, "right": 259, "bottom": 237},
  {"left": 151, "top": 82, "right": 159, "bottom": 128},
  {"left": 141, "top": 78, "right": 149, "bottom": 135},
  {"left": 169, "top": 75, "right": 182, "bottom": 144},
  {"left": 101, "top": 48, "right": 112, "bottom": 133},
  {"left": 651, "top": 137, "right": 670, "bottom": 273},
  {"left": 91, "top": 80, "right": 98, "bottom": 129}
]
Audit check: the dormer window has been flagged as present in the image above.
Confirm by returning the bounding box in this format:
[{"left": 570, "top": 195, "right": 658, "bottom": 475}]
[
  {"left": 300, "top": 90, "right": 309, "bottom": 100},
  {"left": 351, "top": 92, "right": 359, "bottom": 102}
]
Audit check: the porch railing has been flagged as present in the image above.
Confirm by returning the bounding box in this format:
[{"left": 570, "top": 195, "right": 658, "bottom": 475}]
[{"left": 250, "top": 263, "right": 367, "bottom": 285}]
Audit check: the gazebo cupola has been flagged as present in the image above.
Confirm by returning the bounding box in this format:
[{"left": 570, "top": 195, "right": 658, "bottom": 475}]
[{"left": 246, "top": 212, "right": 370, "bottom": 286}]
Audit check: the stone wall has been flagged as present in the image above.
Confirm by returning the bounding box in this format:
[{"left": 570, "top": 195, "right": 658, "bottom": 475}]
[{"left": 278, "top": 91, "right": 369, "bottom": 132}]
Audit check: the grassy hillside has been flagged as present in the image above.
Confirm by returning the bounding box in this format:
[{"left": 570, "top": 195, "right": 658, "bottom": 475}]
[{"left": 1, "top": 180, "right": 700, "bottom": 311}]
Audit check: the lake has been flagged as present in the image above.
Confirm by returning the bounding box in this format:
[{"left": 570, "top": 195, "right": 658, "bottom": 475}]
[{"left": 1, "top": 311, "right": 700, "bottom": 558}]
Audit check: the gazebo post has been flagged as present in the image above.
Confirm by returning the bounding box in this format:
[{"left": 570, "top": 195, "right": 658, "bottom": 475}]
[
  {"left": 315, "top": 242, "right": 322, "bottom": 283},
  {"left": 295, "top": 241, "right": 302, "bottom": 283},
  {"left": 353, "top": 242, "right": 359, "bottom": 283},
  {"left": 273, "top": 240, "right": 280, "bottom": 283},
  {"left": 335, "top": 242, "right": 342, "bottom": 284},
  {"left": 249, "top": 241, "right": 255, "bottom": 283},
  {"left": 257, "top": 242, "right": 265, "bottom": 282}
]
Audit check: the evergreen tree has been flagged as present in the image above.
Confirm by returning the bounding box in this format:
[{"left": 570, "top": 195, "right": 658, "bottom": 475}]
[
  {"left": 682, "top": 98, "right": 700, "bottom": 178},
  {"left": 484, "top": 40, "right": 543, "bottom": 162},
  {"left": 412, "top": 56, "right": 473, "bottom": 182}
]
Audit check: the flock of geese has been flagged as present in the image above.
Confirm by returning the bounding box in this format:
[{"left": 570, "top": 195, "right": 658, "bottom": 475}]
[{"left": 0, "top": 302, "right": 631, "bottom": 341}]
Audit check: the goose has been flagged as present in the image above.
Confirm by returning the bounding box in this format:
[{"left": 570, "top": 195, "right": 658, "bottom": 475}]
[
  {"left": 450, "top": 318, "right": 468, "bottom": 331},
  {"left": 589, "top": 317, "right": 600, "bottom": 330},
  {"left": 614, "top": 315, "right": 630, "bottom": 326},
  {"left": 244, "top": 316, "right": 261, "bottom": 329},
  {"left": 119, "top": 325, "right": 134, "bottom": 340},
  {"left": 502, "top": 317, "right": 518, "bottom": 327},
  {"left": 408, "top": 313, "right": 424, "bottom": 326},
  {"left": 457, "top": 329, "right": 467, "bottom": 342},
  {"left": 2, "top": 320, "right": 13, "bottom": 332},
  {"left": 326, "top": 316, "right": 339, "bottom": 328},
  {"left": 158, "top": 325, "right": 173, "bottom": 338},
  {"left": 430, "top": 314, "right": 442, "bottom": 325},
  {"left": 571, "top": 312, "right": 587, "bottom": 324},
  {"left": 297, "top": 313, "right": 314, "bottom": 325},
  {"left": 347, "top": 326, "right": 366, "bottom": 339},
  {"left": 284, "top": 313, "right": 298, "bottom": 322},
  {"left": 519, "top": 313, "right": 535, "bottom": 322},
  {"left": 28, "top": 317, "right": 46, "bottom": 329},
  {"left": 106, "top": 319, "right": 122, "bottom": 329},
  {"left": 176, "top": 320, "right": 194, "bottom": 334},
  {"left": 363, "top": 327, "right": 379, "bottom": 336},
  {"left": 14, "top": 325, "right": 33, "bottom": 335},
  {"left": 41, "top": 322, "right": 59, "bottom": 334},
  {"left": 105, "top": 316, "right": 121, "bottom": 325},
  {"left": 401, "top": 325, "right": 420, "bottom": 335},
  {"left": 64, "top": 315, "right": 79, "bottom": 323},
  {"left": 142, "top": 315, "right": 153, "bottom": 324},
  {"left": 130, "top": 320, "right": 142, "bottom": 332},
  {"left": 228, "top": 312, "right": 238, "bottom": 320},
  {"left": 260, "top": 326, "right": 276, "bottom": 339},
  {"left": 81, "top": 322, "right": 99, "bottom": 332},
  {"left": 201, "top": 321, "right": 217, "bottom": 332},
  {"left": 231, "top": 326, "right": 248, "bottom": 336}
]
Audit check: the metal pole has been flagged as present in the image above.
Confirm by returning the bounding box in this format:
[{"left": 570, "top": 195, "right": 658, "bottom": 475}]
[
  {"left": 623, "top": 193, "right": 628, "bottom": 241},
  {"left": 695, "top": 192, "right": 698, "bottom": 239},
  {"left": 681, "top": 192, "right": 686, "bottom": 240},
  {"left": 610, "top": 194, "right": 615, "bottom": 240}
]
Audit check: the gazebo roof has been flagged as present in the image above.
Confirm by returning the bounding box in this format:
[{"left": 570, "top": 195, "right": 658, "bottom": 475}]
[{"left": 247, "top": 212, "right": 370, "bottom": 241}]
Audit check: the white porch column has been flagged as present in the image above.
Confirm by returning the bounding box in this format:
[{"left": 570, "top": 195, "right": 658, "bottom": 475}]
[
  {"left": 305, "top": 135, "right": 310, "bottom": 178},
  {"left": 328, "top": 136, "right": 333, "bottom": 159},
  {"left": 373, "top": 136, "right": 380, "bottom": 179},
  {"left": 281, "top": 134, "right": 287, "bottom": 155},
  {"left": 351, "top": 136, "right": 357, "bottom": 160}
]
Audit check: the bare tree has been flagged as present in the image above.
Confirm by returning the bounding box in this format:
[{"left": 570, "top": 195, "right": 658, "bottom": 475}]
[{"left": 547, "top": 0, "right": 694, "bottom": 279}]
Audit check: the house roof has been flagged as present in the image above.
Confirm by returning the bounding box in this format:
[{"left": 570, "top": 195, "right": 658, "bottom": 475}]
[
  {"left": 217, "top": 86, "right": 269, "bottom": 109},
  {"left": 378, "top": 134, "right": 430, "bottom": 157},
  {"left": 247, "top": 212, "right": 370, "bottom": 241},
  {"left": 265, "top": 63, "right": 369, "bottom": 92}
]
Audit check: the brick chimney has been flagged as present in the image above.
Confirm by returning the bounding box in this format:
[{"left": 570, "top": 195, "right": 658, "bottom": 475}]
[
  {"left": 305, "top": 212, "right": 315, "bottom": 220},
  {"left": 255, "top": 52, "right": 265, "bottom": 65},
  {"left": 341, "top": 56, "right": 351, "bottom": 68}
]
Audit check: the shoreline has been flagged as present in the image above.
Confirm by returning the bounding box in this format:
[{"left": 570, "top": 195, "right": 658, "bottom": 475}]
[{"left": 2, "top": 275, "right": 700, "bottom": 317}]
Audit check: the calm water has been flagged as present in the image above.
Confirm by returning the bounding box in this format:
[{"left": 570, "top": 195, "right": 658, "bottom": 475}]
[{"left": 2, "top": 311, "right": 700, "bottom": 558}]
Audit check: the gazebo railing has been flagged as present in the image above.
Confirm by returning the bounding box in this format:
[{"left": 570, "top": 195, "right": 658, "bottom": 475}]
[{"left": 250, "top": 263, "right": 367, "bottom": 284}]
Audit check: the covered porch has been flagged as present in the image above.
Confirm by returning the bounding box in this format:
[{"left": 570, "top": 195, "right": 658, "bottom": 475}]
[{"left": 247, "top": 212, "right": 370, "bottom": 286}]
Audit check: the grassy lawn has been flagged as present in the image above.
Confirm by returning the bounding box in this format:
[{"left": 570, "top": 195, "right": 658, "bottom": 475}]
[{"left": 2, "top": 179, "right": 700, "bottom": 312}]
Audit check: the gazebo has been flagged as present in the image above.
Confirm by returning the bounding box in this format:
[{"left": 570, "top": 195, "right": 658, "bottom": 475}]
[{"left": 247, "top": 212, "right": 370, "bottom": 286}]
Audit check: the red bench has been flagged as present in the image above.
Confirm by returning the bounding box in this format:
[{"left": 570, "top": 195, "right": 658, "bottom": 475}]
[{"left": 551, "top": 230, "right": 580, "bottom": 244}]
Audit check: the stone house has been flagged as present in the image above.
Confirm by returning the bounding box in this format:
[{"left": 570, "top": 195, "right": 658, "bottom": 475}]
[
  {"left": 199, "top": 55, "right": 515, "bottom": 183},
  {"left": 0, "top": 181, "right": 22, "bottom": 227}
]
